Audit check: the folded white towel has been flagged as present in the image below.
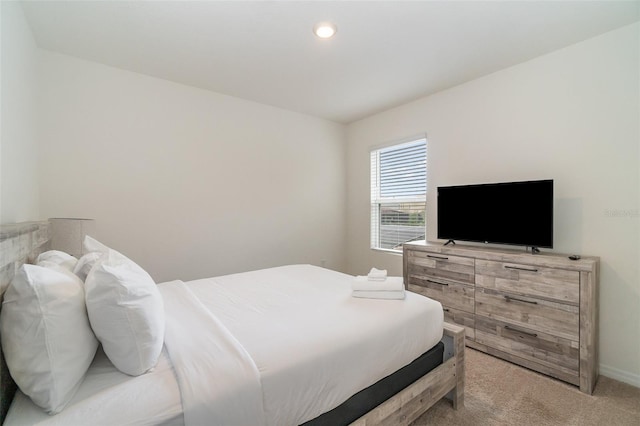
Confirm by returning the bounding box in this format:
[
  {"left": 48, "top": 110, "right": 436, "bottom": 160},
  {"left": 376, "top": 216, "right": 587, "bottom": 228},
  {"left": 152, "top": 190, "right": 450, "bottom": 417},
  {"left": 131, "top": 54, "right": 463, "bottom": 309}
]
[
  {"left": 367, "top": 268, "right": 387, "bottom": 281},
  {"left": 352, "top": 275, "right": 404, "bottom": 292},
  {"left": 352, "top": 289, "right": 405, "bottom": 300}
]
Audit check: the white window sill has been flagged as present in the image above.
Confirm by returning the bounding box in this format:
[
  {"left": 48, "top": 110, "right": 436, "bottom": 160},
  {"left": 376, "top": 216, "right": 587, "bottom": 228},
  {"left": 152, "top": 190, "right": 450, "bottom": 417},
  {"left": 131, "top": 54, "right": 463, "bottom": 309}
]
[{"left": 370, "top": 248, "right": 403, "bottom": 256}]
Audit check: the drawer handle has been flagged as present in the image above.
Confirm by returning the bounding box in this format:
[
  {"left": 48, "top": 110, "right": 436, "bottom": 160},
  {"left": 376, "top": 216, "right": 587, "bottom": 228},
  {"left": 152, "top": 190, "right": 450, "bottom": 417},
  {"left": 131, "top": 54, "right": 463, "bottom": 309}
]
[
  {"left": 427, "top": 255, "right": 449, "bottom": 260},
  {"left": 505, "top": 325, "right": 538, "bottom": 338},
  {"left": 443, "top": 308, "right": 450, "bottom": 312},
  {"left": 504, "top": 295, "right": 538, "bottom": 305},
  {"left": 504, "top": 265, "right": 538, "bottom": 273},
  {"left": 427, "top": 279, "right": 449, "bottom": 286}
]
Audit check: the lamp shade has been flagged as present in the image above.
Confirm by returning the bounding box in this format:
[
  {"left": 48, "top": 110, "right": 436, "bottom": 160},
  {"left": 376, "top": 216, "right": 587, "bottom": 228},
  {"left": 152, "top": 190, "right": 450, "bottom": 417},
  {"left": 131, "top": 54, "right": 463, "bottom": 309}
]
[{"left": 49, "top": 218, "right": 96, "bottom": 258}]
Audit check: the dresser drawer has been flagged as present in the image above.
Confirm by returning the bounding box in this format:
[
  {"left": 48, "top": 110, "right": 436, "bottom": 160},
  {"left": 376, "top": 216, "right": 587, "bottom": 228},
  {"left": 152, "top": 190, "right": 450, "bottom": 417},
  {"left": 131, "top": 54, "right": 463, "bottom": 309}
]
[
  {"left": 475, "top": 259, "right": 579, "bottom": 304},
  {"left": 475, "top": 315, "right": 579, "bottom": 377},
  {"left": 406, "top": 250, "right": 474, "bottom": 285},
  {"left": 408, "top": 276, "right": 474, "bottom": 313},
  {"left": 442, "top": 306, "right": 475, "bottom": 341},
  {"left": 475, "top": 288, "right": 578, "bottom": 341}
]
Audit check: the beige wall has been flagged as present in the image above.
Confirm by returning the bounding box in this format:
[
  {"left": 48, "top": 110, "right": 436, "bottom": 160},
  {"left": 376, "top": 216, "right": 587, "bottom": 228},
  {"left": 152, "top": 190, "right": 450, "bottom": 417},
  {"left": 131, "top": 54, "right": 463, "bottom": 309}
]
[
  {"left": 346, "top": 23, "right": 639, "bottom": 385},
  {"left": 37, "top": 51, "right": 347, "bottom": 282},
  {"left": 0, "top": 2, "right": 40, "bottom": 222}
]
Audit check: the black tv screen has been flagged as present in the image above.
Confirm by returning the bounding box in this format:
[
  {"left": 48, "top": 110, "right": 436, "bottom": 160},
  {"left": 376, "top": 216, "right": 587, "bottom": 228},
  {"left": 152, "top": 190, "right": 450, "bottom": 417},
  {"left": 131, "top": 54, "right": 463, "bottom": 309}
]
[{"left": 437, "top": 179, "right": 553, "bottom": 249}]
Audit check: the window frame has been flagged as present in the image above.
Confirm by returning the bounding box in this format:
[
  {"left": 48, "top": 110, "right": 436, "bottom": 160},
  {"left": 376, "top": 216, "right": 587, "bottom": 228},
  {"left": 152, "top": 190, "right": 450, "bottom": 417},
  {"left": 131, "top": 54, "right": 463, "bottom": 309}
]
[{"left": 370, "top": 135, "right": 427, "bottom": 253}]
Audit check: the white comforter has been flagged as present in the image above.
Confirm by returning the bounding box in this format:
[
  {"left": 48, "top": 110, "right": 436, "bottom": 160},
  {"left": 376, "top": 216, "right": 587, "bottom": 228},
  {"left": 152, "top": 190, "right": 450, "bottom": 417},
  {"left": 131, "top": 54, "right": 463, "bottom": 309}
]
[
  {"left": 6, "top": 264, "right": 443, "bottom": 426},
  {"left": 161, "top": 280, "right": 266, "bottom": 426}
]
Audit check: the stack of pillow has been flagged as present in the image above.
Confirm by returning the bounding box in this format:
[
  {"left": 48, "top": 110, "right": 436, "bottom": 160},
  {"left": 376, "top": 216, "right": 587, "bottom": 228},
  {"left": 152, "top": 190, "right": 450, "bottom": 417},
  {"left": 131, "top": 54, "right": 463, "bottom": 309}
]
[{"left": 0, "top": 236, "right": 165, "bottom": 415}]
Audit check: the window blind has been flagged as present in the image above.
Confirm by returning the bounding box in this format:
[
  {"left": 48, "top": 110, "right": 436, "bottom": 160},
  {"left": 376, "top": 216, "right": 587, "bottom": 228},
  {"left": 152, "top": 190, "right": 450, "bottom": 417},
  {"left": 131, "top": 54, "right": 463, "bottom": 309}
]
[{"left": 371, "top": 139, "right": 426, "bottom": 251}]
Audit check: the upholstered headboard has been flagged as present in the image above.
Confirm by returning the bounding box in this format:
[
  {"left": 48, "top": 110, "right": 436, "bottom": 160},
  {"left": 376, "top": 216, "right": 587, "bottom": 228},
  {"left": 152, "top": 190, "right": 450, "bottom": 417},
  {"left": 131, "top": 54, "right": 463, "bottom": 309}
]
[{"left": 0, "top": 221, "right": 51, "bottom": 423}]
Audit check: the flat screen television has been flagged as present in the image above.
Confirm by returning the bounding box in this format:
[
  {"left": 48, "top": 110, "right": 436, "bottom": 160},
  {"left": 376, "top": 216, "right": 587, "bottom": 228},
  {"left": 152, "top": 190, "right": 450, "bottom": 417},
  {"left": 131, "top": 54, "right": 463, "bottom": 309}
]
[{"left": 437, "top": 179, "right": 553, "bottom": 249}]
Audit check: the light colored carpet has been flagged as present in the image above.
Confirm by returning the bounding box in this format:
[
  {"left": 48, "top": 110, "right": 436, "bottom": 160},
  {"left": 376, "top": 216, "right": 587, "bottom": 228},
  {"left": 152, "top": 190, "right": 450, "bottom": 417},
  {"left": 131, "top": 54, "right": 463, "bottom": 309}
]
[{"left": 411, "top": 348, "right": 640, "bottom": 425}]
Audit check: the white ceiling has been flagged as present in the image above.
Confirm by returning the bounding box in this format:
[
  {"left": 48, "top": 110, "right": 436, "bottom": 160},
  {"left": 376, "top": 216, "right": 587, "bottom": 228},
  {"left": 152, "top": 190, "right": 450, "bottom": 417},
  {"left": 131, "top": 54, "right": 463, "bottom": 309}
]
[{"left": 20, "top": 0, "right": 640, "bottom": 124}]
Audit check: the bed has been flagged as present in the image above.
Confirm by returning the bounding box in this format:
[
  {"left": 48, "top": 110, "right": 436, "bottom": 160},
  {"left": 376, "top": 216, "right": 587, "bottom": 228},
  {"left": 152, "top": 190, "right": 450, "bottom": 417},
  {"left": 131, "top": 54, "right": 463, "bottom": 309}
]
[{"left": 0, "top": 221, "right": 464, "bottom": 425}]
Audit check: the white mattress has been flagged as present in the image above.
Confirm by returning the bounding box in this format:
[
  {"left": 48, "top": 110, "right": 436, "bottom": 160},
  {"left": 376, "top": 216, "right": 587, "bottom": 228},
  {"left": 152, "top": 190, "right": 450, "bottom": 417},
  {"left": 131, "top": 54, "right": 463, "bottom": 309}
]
[{"left": 5, "top": 265, "right": 443, "bottom": 426}]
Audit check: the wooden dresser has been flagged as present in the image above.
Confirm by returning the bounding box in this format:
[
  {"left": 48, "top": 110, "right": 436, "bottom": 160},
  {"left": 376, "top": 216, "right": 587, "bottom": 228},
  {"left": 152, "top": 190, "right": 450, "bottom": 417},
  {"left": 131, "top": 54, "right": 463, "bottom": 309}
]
[{"left": 403, "top": 241, "right": 599, "bottom": 394}]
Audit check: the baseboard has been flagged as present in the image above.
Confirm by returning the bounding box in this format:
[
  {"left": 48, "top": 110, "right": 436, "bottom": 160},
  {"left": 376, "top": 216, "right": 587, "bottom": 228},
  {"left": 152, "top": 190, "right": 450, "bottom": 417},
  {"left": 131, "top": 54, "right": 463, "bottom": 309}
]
[{"left": 600, "top": 364, "right": 640, "bottom": 388}]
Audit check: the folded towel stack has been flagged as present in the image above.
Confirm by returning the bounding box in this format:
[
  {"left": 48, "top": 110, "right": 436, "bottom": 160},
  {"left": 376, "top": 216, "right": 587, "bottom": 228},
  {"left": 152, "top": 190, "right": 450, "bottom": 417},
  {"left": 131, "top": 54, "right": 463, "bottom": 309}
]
[
  {"left": 351, "top": 275, "right": 404, "bottom": 292},
  {"left": 351, "top": 268, "right": 405, "bottom": 300},
  {"left": 367, "top": 267, "right": 388, "bottom": 281}
]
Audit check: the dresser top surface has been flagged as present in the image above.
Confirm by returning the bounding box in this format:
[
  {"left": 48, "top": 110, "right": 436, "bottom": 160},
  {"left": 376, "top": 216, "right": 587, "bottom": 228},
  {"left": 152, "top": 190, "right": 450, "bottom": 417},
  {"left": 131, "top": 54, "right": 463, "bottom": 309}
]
[{"left": 404, "top": 241, "right": 598, "bottom": 272}]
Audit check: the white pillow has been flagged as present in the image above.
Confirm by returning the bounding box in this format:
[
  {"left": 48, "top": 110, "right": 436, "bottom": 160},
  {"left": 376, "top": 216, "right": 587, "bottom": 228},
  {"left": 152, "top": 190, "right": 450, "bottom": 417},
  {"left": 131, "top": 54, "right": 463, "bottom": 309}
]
[
  {"left": 83, "top": 235, "right": 111, "bottom": 254},
  {"left": 35, "top": 250, "right": 78, "bottom": 271},
  {"left": 71, "top": 236, "right": 112, "bottom": 281},
  {"left": 85, "top": 249, "right": 164, "bottom": 376},
  {"left": 38, "top": 260, "right": 85, "bottom": 282},
  {"left": 0, "top": 265, "right": 98, "bottom": 414},
  {"left": 73, "top": 252, "right": 103, "bottom": 281}
]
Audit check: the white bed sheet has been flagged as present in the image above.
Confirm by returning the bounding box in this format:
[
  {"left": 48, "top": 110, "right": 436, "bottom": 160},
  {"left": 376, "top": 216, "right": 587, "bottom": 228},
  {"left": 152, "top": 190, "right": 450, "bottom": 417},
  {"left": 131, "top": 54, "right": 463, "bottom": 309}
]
[
  {"left": 5, "top": 347, "right": 183, "bottom": 426},
  {"left": 185, "top": 264, "right": 444, "bottom": 425},
  {"left": 5, "top": 264, "right": 443, "bottom": 426},
  {"left": 160, "top": 280, "right": 266, "bottom": 426}
]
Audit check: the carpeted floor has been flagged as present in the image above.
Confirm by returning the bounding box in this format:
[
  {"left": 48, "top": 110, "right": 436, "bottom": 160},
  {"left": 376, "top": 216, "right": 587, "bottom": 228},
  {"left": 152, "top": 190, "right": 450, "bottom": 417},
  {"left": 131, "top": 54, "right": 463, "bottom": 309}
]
[{"left": 411, "top": 348, "right": 640, "bottom": 425}]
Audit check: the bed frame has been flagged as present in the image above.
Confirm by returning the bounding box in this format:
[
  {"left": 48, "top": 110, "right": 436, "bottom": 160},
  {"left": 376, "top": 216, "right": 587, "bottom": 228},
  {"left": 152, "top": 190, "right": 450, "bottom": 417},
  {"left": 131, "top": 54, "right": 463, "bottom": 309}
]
[
  {"left": 351, "top": 322, "right": 464, "bottom": 425},
  {"left": 0, "top": 221, "right": 464, "bottom": 425}
]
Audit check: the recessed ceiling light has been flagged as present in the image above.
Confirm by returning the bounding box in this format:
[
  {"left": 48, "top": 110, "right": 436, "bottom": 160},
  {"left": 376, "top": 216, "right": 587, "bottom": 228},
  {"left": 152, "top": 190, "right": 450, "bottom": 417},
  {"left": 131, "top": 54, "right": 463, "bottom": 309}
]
[{"left": 313, "top": 22, "right": 337, "bottom": 39}]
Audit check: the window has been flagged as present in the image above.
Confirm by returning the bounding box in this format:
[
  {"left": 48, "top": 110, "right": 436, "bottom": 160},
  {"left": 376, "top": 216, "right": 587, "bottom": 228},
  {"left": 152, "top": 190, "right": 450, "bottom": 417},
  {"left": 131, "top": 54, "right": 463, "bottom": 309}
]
[{"left": 370, "top": 138, "right": 426, "bottom": 251}]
